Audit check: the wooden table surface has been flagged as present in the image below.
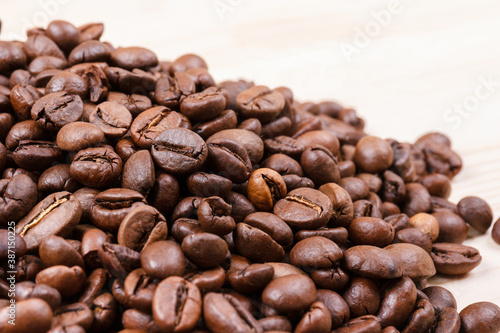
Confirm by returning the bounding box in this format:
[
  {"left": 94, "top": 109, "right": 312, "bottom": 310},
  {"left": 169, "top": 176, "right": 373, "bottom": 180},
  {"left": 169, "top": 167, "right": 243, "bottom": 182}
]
[{"left": 1, "top": 0, "right": 499, "bottom": 311}]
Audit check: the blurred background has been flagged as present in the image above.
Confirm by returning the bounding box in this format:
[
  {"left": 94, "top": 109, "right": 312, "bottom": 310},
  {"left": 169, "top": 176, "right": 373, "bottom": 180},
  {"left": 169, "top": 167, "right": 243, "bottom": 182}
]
[{"left": 1, "top": 0, "right": 499, "bottom": 308}]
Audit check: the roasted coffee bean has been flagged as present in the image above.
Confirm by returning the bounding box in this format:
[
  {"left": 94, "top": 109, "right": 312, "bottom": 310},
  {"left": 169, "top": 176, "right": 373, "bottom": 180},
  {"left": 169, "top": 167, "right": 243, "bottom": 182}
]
[
  {"left": 107, "top": 91, "right": 151, "bottom": 117},
  {"left": 187, "top": 172, "right": 232, "bottom": 198},
  {"left": 343, "top": 245, "right": 403, "bottom": 279},
  {"left": 0, "top": 298, "right": 53, "bottom": 333},
  {"left": 262, "top": 153, "right": 303, "bottom": 176},
  {"left": 432, "top": 211, "right": 468, "bottom": 243},
  {"left": 459, "top": 302, "right": 500, "bottom": 333},
  {"left": 117, "top": 205, "right": 168, "bottom": 252},
  {"left": 10, "top": 84, "right": 44, "bottom": 119},
  {"left": 122, "top": 268, "right": 157, "bottom": 312},
  {"left": 121, "top": 150, "right": 155, "bottom": 196},
  {"left": 110, "top": 46, "right": 158, "bottom": 70},
  {"left": 295, "top": 301, "right": 332, "bottom": 333},
  {"left": 343, "top": 276, "right": 380, "bottom": 317},
  {"left": 316, "top": 289, "right": 350, "bottom": 329},
  {"left": 262, "top": 274, "right": 316, "bottom": 314},
  {"left": 403, "top": 183, "right": 432, "bottom": 217},
  {"left": 184, "top": 266, "right": 226, "bottom": 293},
  {"left": 36, "top": 265, "right": 86, "bottom": 298},
  {"left": 90, "top": 188, "right": 146, "bottom": 232},
  {"left": 89, "top": 101, "right": 132, "bottom": 139},
  {"left": 152, "top": 276, "right": 202, "bottom": 332},
  {"left": 331, "top": 315, "right": 381, "bottom": 333},
  {"left": 393, "top": 227, "right": 433, "bottom": 253},
  {"left": 419, "top": 173, "right": 452, "bottom": 198},
  {"left": 15, "top": 254, "right": 45, "bottom": 282},
  {"left": 385, "top": 213, "right": 410, "bottom": 232},
  {"left": 274, "top": 188, "right": 333, "bottom": 230},
  {"left": 384, "top": 243, "right": 436, "bottom": 281},
  {"left": 45, "top": 72, "right": 88, "bottom": 99},
  {"left": 152, "top": 127, "right": 207, "bottom": 175},
  {"left": 401, "top": 296, "right": 435, "bottom": 333},
  {"left": 431, "top": 243, "right": 481, "bottom": 275},
  {"left": 207, "top": 137, "right": 253, "bottom": 183},
  {"left": 353, "top": 136, "right": 394, "bottom": 173},
  {"left": 338, "top": 160, "right": 356, "bottom": 178},
  {"left": 380, "top": 170, "right": 406, "bottom": 203},
  {"left": 247, "top": 168, "right": 287, "bottom": 211},
  {"left": 39, "top": 235, "right": 84, "bottom": 268},
  {"left": 318, "top": 183, "right": 354, "bottom": 228},
  {"left": 15, "top": 281, "right": 61, "bottom": 311},
  {"left": 290, "top": 236, "right": 343, "bottom": 270},
  {"left": 13, "top": 140, "right": 64, "bottom": 171},
  {"left": 180, "top": 89, "right": 226, "bottom": 122},
  {"left": 171, "top": 218, "right": 203, "bottom": 242},
  {"left": 38, "top": 164, "right": 81, "bottom": 193},
  {"left": 409, "top": 212, "right": 440, "bottom": 242},
  {"left": 258, "top": 316, "right": 293, "bottom": 332},
  {"left": 377, "top": 276, "right": 417, "bottom": 329},
  {"left": 140, "top": 240, "right": 185, "bottom": 279},
  {"left": 70, "top": 147, "right": 123, "bottom": 188},
  {"left": 348, "top": 217, "right": 395, "bottom": 247},
  {"left": 457, "top": 196, "right": 493, "bottom": 233},
  {"left": 73, "top": 188, "right": 100, "bottom": 222},
  {"left": 46, "top": 20, "right": 80, "bottom": 52},
  {"left": 422, "top": 286, "right": 457, "bottom": 313},
  {"left": 16, "top": 191, "right": 81, "bottom": 251},
  {"left": 98, "top": 242, "right": 141, "bottom": 281},
  {"left": 52, "top": 302, "right": 93, "bottom": 331},
  {"left": 194, "top": 109, "right": 238, "bottom": 139},
  {"left": 492, "top": 218, "right": 500, "bottom": 245},
  {"left": 81, "top": 228, "right": 109, "bottom": 268},
  {"left": 78, "top": 268, "right": 107, "bottom": 307},
  {"left": 182, "top": 232, "right": 228, "bottom": 269},
  {"left": 68, "top": 40, "right": 110, "bottom": 65},
  {"left": 208, "top": 128, "right": 264, "bottom": 165},
  {"left": 235, "top": 85, "right": 284, "bottom": 123},
  {"left": 90, "top": 293, "right": 118, "bottom": 332},
  {"left": 0, "top": 174, "right": 38, "bottom": 226},
  {"left": 0, "top": 41, "right": 27, "bottom": 75},
  {"left": 56, "top": 122, "right": 104, "bottom": 151},
  {"left": 228, "top": 263, "right": 274, "bottom": 294},
  {"left": 294, "top": 226, "right": 348, "bottom": 245},
  {"left": 147, "top": 172, "right": 180, "bottom": 217},
  {"left": 301, "top": 145, "right": 341, "bottom": 186},
  {"left": 433, "top": 307, "right": 461, "bottom": 333},
  {"left": 197, "top": 196, "right": 235, "bottom": 235},
  {"left": 28, "top": 56, "right": 67, "bottom": 75}
]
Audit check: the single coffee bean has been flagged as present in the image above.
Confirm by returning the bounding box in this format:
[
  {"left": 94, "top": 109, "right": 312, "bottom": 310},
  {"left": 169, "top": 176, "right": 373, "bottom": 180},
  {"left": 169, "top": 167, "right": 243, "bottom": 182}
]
[
  {"left": 343, "top": 245, "right": 403, "bottom": 279},
  {"left": 180, "top": 89, "right": 226, "bottom": 122},
  {"left": 90, "top": 188, "right": 146, "bottom": 232},
  {"left": 422, "top": 286, "right": 457, "bottom": 313},
  {"left": 5, "top": 119, "right": 46, "bottom": 151},
  {"left": 78, "top": 268, "right": 107, "bottom": 307},
  {"left": 121, "top": 150, "right": 155, "bottom": 196},
  {"left": 457, "top": 196, "right": 493, "bottom": 234},
  {"left": 0, "top": 298, "right": 53, "bottom": 333},
  {"left": 296, "top": 130, "right": 340, "bottom": 156},
  {"left": 384, "top": 243, "right": 436, "bottom": 281},
  {"left": 318, "top": 183, "right": 354, "bottom": 228},
  {"left": 295, "top": 301, "right": 332, "bottom": 333},
  {"left": 45, "top": 72, "right": 88, "bottom": 99},
  {"left": 301, "top": 145, "right": 341, "bottom": 186},
  {"left": 409, "top": 212, "right": 440, "bottom": 242},
  {"left": 117, "top": 205, "right": 168, "bottom": 252},
  {"left": 290, "top": 236, "right": 343, "bottom": 270},
  {"left": 235, "top": 85, "right": 284, "bottom": 123},
  {"left": 89, "top": 101, "right": 132, "bottom": 139},
  {"left": 90, "top": 293, "right": 118, "bottom": 332},
  {"left": 262, "top": 274, "right": 316, "bottom": 314},
  {"left": 228, "top": 263, "right": 274, "bottom": 294},
  {"left": 432, "top": 211, "right": 468, "bottom": 243},
  {"left": 197, "top": 196, "right": 236, "bottom": 236},
  {"left": 316, "top": 289, "right": 350, "bottom": 329},
  {"left": 194, "top": 109, "right": 237, "bottom": 140},
  {"left": 56, "top": 122, "right": 104, "bottom": 151},
  {"left": 357, "top": 173, "right": 382, "bottom": 193},
  {"left": 184, "top": 266, "right": 226, "bottom": 293},
  {"left": 73, "top": 188, "right": 100, "bottom": 222},
  {"left": 393, "top": 227, "right": 433, "bottom": 253},
  {"left": 15, "top": 281, "right": 61, "bottom": 311},
  {"left": 39, "top": 235, "right": 84, "bottom": 268},
  {"left": 70, "top": 147, "right": 123, "bottom": 188},
  {"left": 141, "top": 240, "right": 185, "bottom": 279},
  {"left": 151, "top": 127, "right": 208, "bottom": 175},
  {"left": 206, "top": 137, "right": 253, "bottom": 183},
  {"left": 10, "top": 84, "right": 44, "bottom": 120},
  {"left": 0, "top": 174, "right": 38, "bottom": 226},
  {"left": 122, "top": 268, "right": 157, "bottom": 312},
  {"left": 348, "top": 217, "right": 395, "bottom": 247},
  {"left": 262, "top": 153, "right": 303, "bottom": 176},
  {"left": 152, "top": 276, "right": 202, "bottom": 333},
  {"left": 36, "top": 265, "right": 86, "bottom": 298},
  {"left": 431, "top": 243, "right": 481, "bottom": 275},
  {"left": 81, "top": 228, "right": 109, "bottom": 269},
  {"left": 403, "top": 183, "right": 432, "bottom": 217},
  {"left": 377, "top": 276, "right": 417, "bottom": 329},
  {"left": 459, "top": 302, "right": 500, "bottom": 333},
  {"left": 38, "top": 164, "right": 81, "bottom": 193},
  {"left": 68, "top": 40, "right": 111, "bottom": 65},
  {"left": 207, "top": 128, "right": 264, "bottom": 165},
  {"left": 110, "top": 46, "right": 158, "bottom": 70},
  {"left": 147, "top": 172, "right": 180, "bottom": 218},
  {"left": 98, "top": 242, "right": 141, "bottom": 281},
  {"left": 433, "top": 307, "right": 461, "bottom": 333},
  {"left": 339, "top": 177, "right": 370, "bottom": 202},
  {"left": 16, "top": 191, "right": 81, "bottom": 251},
  {"left": 171, "top": 218, "right": 203, "bottom": 243},
  {"left": 13, "top": 140, "right": 64, "bottom": 171},
  {"left": 492, "top": 218, "right": 500, "bottom": 245},
  {"left": 0, "top": 41, "right": 27, "bottom": 75},
  {"left": 46, "top": 20, "right": 80, "bottom": 52},
  {"left": 15, "top": 254, "right": 46, "bottom": 282},
  {"left": 52, "top": 302, "right": 93, "bottom": 331},
  {"left": 419, "top": 173, "right": 452, "bottom": 198},
  {"left": 401, "top": 297, "right": 435, "bottom": 333},
  {"left": 182, "top": 232, "right": 228, "bottom": 269},
  {"left": 343, "top": 276, "right": 381, "bottom": 318},
  {"left": 247, "top": 168, "right": 287, "bottom": 211},
  {"left": 187, "top": 172, "right": 232, "bottom": 198},
  {"left": 353, "top": 136, "right": 394, "bottom": 173},
  {"left": 107, "top": 91, "right": 152, "bottom": 117},
  {"left": 274, "top": 188, "right": 333, "bottom": 230}
]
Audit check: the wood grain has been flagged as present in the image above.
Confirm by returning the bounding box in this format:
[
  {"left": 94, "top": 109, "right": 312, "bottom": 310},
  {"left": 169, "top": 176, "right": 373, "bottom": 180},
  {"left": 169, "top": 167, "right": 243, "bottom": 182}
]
[{"left": 1, "top": 0, "right": 499, "bottom": 311}]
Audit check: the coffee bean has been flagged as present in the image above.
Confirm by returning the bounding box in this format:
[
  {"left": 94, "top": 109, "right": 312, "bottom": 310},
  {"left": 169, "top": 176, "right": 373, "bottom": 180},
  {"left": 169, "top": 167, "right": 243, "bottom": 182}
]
[
  {"left": 422, "top": 286, "right": 457, "bottom": 314},
  {"left": 16, "top": 191, "right": 81, "bottom": 251},
  {"left": 206, "top": 137, "right": 252, "bottom": 183},
  {"left": 431, "top": 243, "right": 481, "bottom": 275},
  {"left": 301, "top": 145, "right": 341, "bottom": 186},
  {"left": 121, "top": 150, "right": 155, "bottom": 196},
  {"left": 432, "top": 211, "right": 468, "bottom": 243},
  {"left": 348, "top": 217, "right": 395, "bottom": 247},
  {"left": 39, "top": 235, "right": 84, "bottom": 268},
  {"left": 0, "top": 174, "right": 38, "bottom": 226},
  {"left": 152, "top": 127, "right": 207, "bottom": 175},
  {"left": 13, "top": 139, "right": 64, "bottom": 171},
  {"left": 152, "top": 276, "right": 202, "bottom": 332},
  {"left": 258, "top": 316, "right": 293, "bottom": 332},
  {"left": 194, "top": 109, "right": 238, "bottom": 139},
  {"left": 180, "top": 89, "right": 226, "bottom": 122},
  {"left": 78, "top": 268, "right": 107, "bottom": 307},
  {"left": 318, "top": 182, "right": 354, "bottom": 228},
  {"left": 53, "top": 302, "right": 93, "bottom": 331},
  {"left": 184, "top": 266, "right": 226, "bottom": 293},
  {"left": 343, "top": 245, "right": 403, "bottom": 279},
  {"left": 36, "top": 265, "right": 86, "bottom": 298},
  {"left": 110, "top": 47, "right": 158, "bottom": 70},
  {"left": 89, "top": 101, "right": 132, "bottom": 139},
  {"left": 331, "top": 315, "right": 381, "bottom": 333},
  {"left": 377, "top": 276, "right": 417, "bottom": 328},
  {"left": 384, "top": 243, "right": 435, "bottom": 281},
  {"left": 0, "top": 298, "right": 53, "bottom": 333},
  {"left": 228, "top": 263, "right": 274, "bottom": 294},
  {"left": 208, "top": 128, "right": 264, "bottom": 165},
  {"left": 457, "top": 196, "right": 493, "bottom": 234},
  {"left": 69, "top": 40, "right": 111, "bottom": 65},
  {"left": 56, "top": 122, "right": 104, "bottom": 151},
  {"left": 70, "top": 147, "right": 123, "bottom": 188},
  {"left": 38, "top": 164, "right": 81, "bottom": 193},
  {"left": 247, "top": 168, "right": 287, "bottom": 211},
  {"left": 433, "top": 307, "right": 461, "bottom": 333},
  {"left": 182, "top": 232, "right": 228, "bottom": 269},
  {"left": 401, "top": 296, "right": 435, "bottom": 333},
  {"left": 290, "top": 236, "right": 343, "bottom": 270},
  {"left": 409, "top": 212, "right": 440, "bottom": 242},
  {"left": 187, "top": 172, "right": 232, "bottom": 198},
  {"left": 393, "top": 227, "right": 433, "bottom": 253},
  {"left": 295, "top": 301, "right": 332, "bottom": 333},
  {"left": 10, "top": 84, "right": 43, "bottom": 119},
  {"left": 262, "top": 274, "right": 316, "bottom": 314},
  {"left": 98, "top": 242, "right": 141, "bottom": 281},
  {"left": 459, "top": 302, "right": 500, "bottom": 333}
]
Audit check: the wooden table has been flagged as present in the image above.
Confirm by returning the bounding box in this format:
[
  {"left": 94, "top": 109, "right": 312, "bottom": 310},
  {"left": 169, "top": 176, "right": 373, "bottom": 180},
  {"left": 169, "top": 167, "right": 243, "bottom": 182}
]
[{"left": 1, "top": 0, "right": 499, "bottom": 311}]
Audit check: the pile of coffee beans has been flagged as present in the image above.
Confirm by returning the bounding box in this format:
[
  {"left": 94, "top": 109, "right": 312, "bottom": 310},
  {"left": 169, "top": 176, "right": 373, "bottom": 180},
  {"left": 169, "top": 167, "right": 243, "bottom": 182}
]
[{"left": 0, "top": 20, "right": 499, "bottom": 333}]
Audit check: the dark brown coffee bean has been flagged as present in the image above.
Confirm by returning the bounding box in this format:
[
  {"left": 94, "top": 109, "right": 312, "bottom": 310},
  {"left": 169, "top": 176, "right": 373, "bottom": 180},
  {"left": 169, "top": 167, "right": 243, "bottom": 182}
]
[
  {"left": 184, "top": 266, "right": 226, "bottom": 293},
  {"left": 28, "top": 56, "right": 67, "bottom": 75},
  {"left": 339, "top": 177, "right": 370, "bottom": 202},
  {"left": 187, "top": 172, "right": 232, "bottom": 198},
  {"left": 98, "top": 242, "right": 140, "bottom": 281},
  {"left": 295, "top": 301, "right": 332, "bottom": 333},
  {"left": 0, "top": 298, "right": 53, "bottom": 333},
  {"left": 431, "top": 243, "right": 481, "bottom": 275},
  {"left": 258, "top": 316, "right": 292, "bottom": 332},
  {"left": 39, "top": 235, "right": 84, "bottom": 268},
  {"left": 208, "top": 128, "right": 264, "bottom": 164},
  {"left": 153, "top": 276, "right": 202, "bottom": 332},
  {"left": 228, "top": 263, "right": 274, "bottom": 294},
  {"left": 234, "top": 85, "right": 284, "bottom": 123},
  {"left": 459, "top": 302, "right": 500, "bottom": 333},
  {"left": 182, "top": 232, "right": 228, "bottom": 269},
  {"left": 457, "top": 196, "right": 493, "bottom": 234},
  {"left": 194, "top": 109, "right": 238, "bottom": 139},
  {"left": 343, "top": 245, "right": 403, "bottom": 279},
  {"left": 180, "top": 89, "right": 226, "bottom": 122},
  {"left": 70, "top": 147, "right": 123, "bottom": 188},
  {"left": 384, "top": 243, "right": 436, "bottom": 281},
  {"left": 492, "top": 217, "right": 500, "bottom": 245},
  {"left": 115, "top": 137, "right": 138, "bottom": 163},
  {"left": 46, "top": 20, "right": 80, "bottom": 52},
  {"left": 68, "top": 40, "right": 110, "bottom": 65},
  {"left": 318, "top": 183, "right": 354, "bottom": 228},
  {"left": 401, "top": 297, "right": 435, "bottom": 333},
  {"left": 23, "top": 34, "right": 65, "bottom": 61},
  {"left": 152, "top": 127, "right": 207, "bottom": 175},
  {"left": 377, "top": 276, "right": 417, "bottom": 329},
  {"left": 110, "top": 47, "right": 158, "bottom": 70},
  {"left": 338, "top": 160, "right": 356, "bottom": 178},
  {"left": 89, "top": 101, "right": 132, "bottom": 139},
  {"left": 353, "top": 136, "right": 394, "bottom": 173},
  {"left": 38, "top": 164, "right": 81, "bottom": 193},
  {"left": 290, "top": 236, "right": 343, "bottom": 270},
  {"left": 10, "top": 84, "right": 43, "bottom": 119},
  {"left": 294, "top": 227, "right": 348, "bottom": 245},
  {"left": 422, "top": 286, "right": 457, "bottom": 313},
  {"left": 316, "top": 289, "right": 350, "bottom": 329},
  {"left": 262, "top": 153, "right": 303, "bottom": 176},
  {"left": 432, "top": 211, "right": 468, "bottom": 243},
  {"left": 348, "top": 217, "right": 395, "bottom": 247},
  {"left": 15, "top": 254, "right": 46, "bottom": 282},
  {"left": 53, "top": 302, "right": 93, "bottom": 331},
  {"left": 121, "top": 150, "right": 155, "bottom": 196},
  {"left": 247, "top": 168, "right": 287, "bottom": 211},
  {"left": 0, "top": 174, "right": 38, "bottom": 226},
  {"left": 12, "top": 139, "right": 64, "bottom": 171},
  {"left": 0, "top": 229, "right": 27, "bottom": 260},
  {"left": 0, "top": 41, "right": 27, "bottom": 75},
  {"left": 117, "top": 205, "right": 168, "bottom": 252},
  {"left": 56, "top": 122, "right": 104, "bottom": 151},
  {"left": 433, "top": 307, "right": 461, "bottom": 333},
  {"left": 262, "top": 274, "right": 316, "bottom": 314},
  {"left": 197, "top": 196, "right": 236, "bottom": 236},
  {"left": 147, "top": 172, "right": 180, "bottom": 218},
  {"left": 274, "top": 188, "right": 333, "bottom": 230},
  {"left": 16, "top": 191, "right": 81, "bottom": 251},
  {"left": 141, "top": 240, "right": 185, "bottom": 279},
  {"left": 301, "top": 145, "right": 340, "bottom": 186},
  {"left": 343, "top": 276, "right": 381, "bottom": 317},
  {"left": 419, "top": 173, "right": 452, "bottom": 198},
  {"left": 206, "top": 137, "right": 252, "bottom": 183},
  {"left": 15, "top": 281, "right": 61, "bottom": 311},
  {"left": 171, "top": 196, "right": 202, "bottom": 221},
  {"left": 81, "top": 228, "right": 109, "bottom": 269},
  {"left": 36, "top": 265, "right": 86, "bottom": 298},
  {"left": 90, "top": 188, "right": 146, "bottom": 232},
  {"left": 44, "top": 72, "right": 88, "bottom": 99},
  {"left": 78, "top": 268, "right": 107, "bottom": 307},
  {"left": 90, "top": 293, "right": 117, "bottom": 332},
  {"left": 393, "top": 228, "right": 433, "bottom": 253}
]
